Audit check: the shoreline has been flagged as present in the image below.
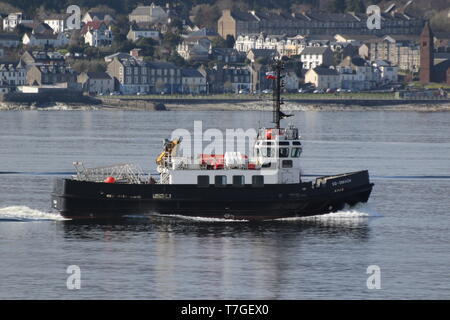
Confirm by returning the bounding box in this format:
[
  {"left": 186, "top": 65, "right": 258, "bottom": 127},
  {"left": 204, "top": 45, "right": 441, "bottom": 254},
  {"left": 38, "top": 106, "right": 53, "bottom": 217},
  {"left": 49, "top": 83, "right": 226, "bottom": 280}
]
[{"left": 1, "top": 100, "right": 450, "bottom": 112}]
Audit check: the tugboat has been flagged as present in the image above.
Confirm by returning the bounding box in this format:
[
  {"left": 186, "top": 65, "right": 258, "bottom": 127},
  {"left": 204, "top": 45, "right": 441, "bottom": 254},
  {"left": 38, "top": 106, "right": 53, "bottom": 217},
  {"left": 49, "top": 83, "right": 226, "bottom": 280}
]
[{"left": 51, "top": 60, "right": 374, "bottom": 220}]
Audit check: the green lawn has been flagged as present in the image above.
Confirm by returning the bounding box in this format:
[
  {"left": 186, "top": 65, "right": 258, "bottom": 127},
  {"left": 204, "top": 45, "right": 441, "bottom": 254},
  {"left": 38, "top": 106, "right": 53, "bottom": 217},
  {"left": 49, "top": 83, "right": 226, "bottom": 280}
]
[
  {"left": 409, "top": 82, "right": 450, "bottom": 89},
  {"left": 103, "top": 92, "right": 397, "bottom": 100}
]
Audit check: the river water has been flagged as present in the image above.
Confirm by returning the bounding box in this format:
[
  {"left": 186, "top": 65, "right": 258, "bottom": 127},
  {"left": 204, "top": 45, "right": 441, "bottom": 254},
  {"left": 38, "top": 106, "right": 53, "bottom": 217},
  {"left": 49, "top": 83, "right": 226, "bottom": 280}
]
[{"left": 0, "top": 109, "right": 449, "bottom": 299}]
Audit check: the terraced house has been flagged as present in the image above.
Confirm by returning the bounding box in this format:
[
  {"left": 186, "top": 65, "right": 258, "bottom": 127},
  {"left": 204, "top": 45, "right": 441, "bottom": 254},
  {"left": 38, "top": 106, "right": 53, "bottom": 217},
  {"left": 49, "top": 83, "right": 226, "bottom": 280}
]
[
  {"left": 0, "top": 62, "right": 26, "bottom": 87},
  {"left": 26, "top": 64, "right": 77, "bottom": 86},
  {"left": 107, "top": 56, "right": 181, "bottom": 94},
  {"left": 218, "top": 6, "right": 424, "bottom": 39}
]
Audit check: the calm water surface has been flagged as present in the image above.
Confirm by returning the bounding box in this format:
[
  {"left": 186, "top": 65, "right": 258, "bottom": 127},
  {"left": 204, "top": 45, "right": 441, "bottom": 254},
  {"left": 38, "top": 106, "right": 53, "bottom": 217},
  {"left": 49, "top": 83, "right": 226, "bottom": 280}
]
[{"left": 0, "top": 110, "right": 449, "bottom": 299}]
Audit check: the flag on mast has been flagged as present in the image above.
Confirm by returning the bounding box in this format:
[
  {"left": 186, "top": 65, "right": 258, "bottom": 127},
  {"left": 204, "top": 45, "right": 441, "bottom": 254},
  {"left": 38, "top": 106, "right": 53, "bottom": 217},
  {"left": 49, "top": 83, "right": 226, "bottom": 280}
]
[{"left": 265, "top": 72, "right": 277, "bottom": 80}]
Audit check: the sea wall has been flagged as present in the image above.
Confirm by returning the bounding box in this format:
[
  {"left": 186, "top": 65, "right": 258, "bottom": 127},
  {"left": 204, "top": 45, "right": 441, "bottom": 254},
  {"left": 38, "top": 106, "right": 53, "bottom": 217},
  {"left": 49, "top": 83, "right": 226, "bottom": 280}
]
[
  {"left": 0, "top": 91, "right": 101, "bottom": 105},
  {"left": 99, "top": 98, "right": 166, "bottom": 110}
]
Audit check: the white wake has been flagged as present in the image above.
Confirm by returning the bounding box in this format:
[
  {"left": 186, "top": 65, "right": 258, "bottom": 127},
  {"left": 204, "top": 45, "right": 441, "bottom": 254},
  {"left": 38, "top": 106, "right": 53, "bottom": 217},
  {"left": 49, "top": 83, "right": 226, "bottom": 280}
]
[
  {"left": 275, "top": 203, "right": 382, "bottom": 221},
  {"left": 0, "top": 206, "right": 67, "bottom": 221},
  {"left": 152, "top": 203, "right": 382, "bottom": 223}
]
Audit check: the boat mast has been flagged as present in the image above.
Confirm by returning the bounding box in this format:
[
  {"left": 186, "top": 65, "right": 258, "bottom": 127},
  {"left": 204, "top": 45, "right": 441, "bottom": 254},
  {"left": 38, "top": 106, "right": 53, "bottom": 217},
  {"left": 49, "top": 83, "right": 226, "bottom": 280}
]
[{"left": 272, "top": 60, "right": 284, "bottom": 129}]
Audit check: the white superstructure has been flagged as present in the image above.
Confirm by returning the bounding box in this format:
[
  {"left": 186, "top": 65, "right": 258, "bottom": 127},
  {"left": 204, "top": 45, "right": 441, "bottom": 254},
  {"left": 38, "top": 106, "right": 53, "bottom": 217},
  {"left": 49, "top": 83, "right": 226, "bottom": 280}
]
[{"left": 156, "top": 126, "right": 303, "bottom": 185}]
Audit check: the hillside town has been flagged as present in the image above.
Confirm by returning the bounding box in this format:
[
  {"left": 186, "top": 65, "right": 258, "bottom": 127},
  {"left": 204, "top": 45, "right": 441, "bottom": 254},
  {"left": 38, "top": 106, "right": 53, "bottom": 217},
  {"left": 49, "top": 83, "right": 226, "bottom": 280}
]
[{"left": 0, "top": 1, "right": 449, "bottom": 102}]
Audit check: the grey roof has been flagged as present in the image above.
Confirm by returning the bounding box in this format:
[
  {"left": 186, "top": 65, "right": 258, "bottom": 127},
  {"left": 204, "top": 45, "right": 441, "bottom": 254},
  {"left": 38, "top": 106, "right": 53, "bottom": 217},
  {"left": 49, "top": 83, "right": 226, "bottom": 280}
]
[
  {"left": 0, "top": 62, "right": 23, "bottom": 71},
  {"left": 248, "top": 48, "right": 277, "bottom": 57},
  {"left": 339, "top": 56, "right": 369, "bottom": 67},
  {"left": 434, "top": 59, "right": 450, "bottom": 74},
  {"left": 87, "top": 11, "right": 113, "bottom": 20},
  {"left": 0, "top": 34, "right": 21, "bottom": 41},
  {"left": 300, "top": 47, "right": 330, "bottom": 55},
  {"left": 188, "top": 27, "right": 218, "bottom": 38},
  {"left": 130, "top": 25, "right": 159, "bottom": 32},
  {"left": 28, "top": 33, "right": 59, "bottom": 40},
  {"left": 182, "top": 68, "right": 204, "bottom": 78},
  {"left": 85, "top": 72, "right": 112, "bottom": 79},
  {"left": 434, "top": 53, "right": 450, "bottom": 60},
  {"left": 105, "top": 52, "right": 132, "bottom": 61},
  {"left": 45, "top": 13, "right": 70, "bottom": 20},
  {"left": 230, "top": 11, "right": 258, "bottom": 22},
  {"left": 212, "top": 48, "right": 241, "bottom": 55},
  {"left": 36, "top": 65, "right": 75, "bottom": 74},
  {"left": 149, "top": 61, "right": 177, "bottom": 69},
  {"left": 312, "top": 67, "right": 338, "bottom": 76},
  {"left": 118, "top": 57, "right": 177, "bottom": 70},
  {"left": 130, "top": 6, "right": 152, "bottom": 16}
]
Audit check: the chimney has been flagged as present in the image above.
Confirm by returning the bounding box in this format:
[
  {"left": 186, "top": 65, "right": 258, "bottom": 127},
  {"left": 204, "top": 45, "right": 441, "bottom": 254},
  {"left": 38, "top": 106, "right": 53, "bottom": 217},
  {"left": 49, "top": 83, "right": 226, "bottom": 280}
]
[{"left": 130, "top": 48, "right": 142, "bottom": 59}]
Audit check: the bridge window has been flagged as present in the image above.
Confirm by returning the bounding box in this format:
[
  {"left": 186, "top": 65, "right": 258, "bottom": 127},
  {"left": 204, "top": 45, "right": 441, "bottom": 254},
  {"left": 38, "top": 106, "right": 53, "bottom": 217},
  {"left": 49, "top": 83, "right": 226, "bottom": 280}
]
[
  {"left": 282, "top": 160, "right": 293, "bottom": 168},
  {"left": 291, "top": 147, "right": 302, "bottom": 158},
  {"left": 197, "top": 175, "right": 209, "bottom": 187},
  {"left": 232, "top": 175, "right": 245, "bottom": 187},
  {"left": 215, "top": 175, "right": 227, "bottom": 187},
  {"left": 279, "top": 147, "right": 289, "bottom": 158},
  {"left": 252, "top": 175, "right": 264, "bottom": 187},
  {"left": 261, "top": 148, "right": 275, "bottom": 158}
]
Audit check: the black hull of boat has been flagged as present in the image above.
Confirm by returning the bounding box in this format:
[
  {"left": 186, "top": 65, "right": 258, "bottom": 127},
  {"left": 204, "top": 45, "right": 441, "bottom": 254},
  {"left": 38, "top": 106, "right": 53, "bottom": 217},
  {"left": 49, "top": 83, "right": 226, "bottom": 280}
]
[{"left": 51, "top": 170, "right": 374, "bottom": 220}]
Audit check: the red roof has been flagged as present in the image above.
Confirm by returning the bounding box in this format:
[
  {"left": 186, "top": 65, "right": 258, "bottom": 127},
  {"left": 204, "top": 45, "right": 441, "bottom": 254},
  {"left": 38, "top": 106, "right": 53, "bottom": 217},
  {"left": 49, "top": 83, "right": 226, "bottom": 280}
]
[{"left": 81, "top": 21, "right": 106, "bottom": 34}]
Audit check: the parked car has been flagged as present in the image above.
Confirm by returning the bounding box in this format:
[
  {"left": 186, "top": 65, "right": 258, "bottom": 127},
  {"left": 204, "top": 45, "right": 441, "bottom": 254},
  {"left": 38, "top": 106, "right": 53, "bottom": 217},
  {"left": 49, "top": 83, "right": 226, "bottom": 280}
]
[
  {"left": 262, "top": 89, "right": 272, "bottom": 94},
  {"left": 313, "top": 89, "right": 325, "bottom": 94}
]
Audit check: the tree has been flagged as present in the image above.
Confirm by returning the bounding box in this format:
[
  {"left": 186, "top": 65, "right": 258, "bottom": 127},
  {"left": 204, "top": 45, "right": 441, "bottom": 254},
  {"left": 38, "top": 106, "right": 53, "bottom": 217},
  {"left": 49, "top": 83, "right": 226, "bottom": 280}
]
[
  {"left": 155, "top": 79, "right": 166, "bottom": 93},
  {"left": 162, "top": 31, "right": 181, "bottom": 48},
  {"left": 345, "top": 0, "right": 364, "bottom": 13},
  {"left": 225, "top": 35, "right": 235, "bottom": 48},
  {"left": 169, "top": 17, "right": 183, "bottom": 31},
  {"left": 135, "top": 37, "right": 156, "bottom": 57},
  {"left": 190, "top": 4, "right": 221, "bottom": 29},
  {"left": 16, "top": 24, "right": 32, "bottom": 36},
  {"left": 211, "top": 37, "right": 227, "bottom": 48},
  {"left": 327, "top": 0, "right": 346, "bottom": 13},
  {"left": 167, "top": 52, "right": 186, "bottom": 66},
  {"left": 223, "top": 81, "right": 233, "bottom": 93},
  {"left": 0, "top": 2, "right": 19, "bottom": 14}
]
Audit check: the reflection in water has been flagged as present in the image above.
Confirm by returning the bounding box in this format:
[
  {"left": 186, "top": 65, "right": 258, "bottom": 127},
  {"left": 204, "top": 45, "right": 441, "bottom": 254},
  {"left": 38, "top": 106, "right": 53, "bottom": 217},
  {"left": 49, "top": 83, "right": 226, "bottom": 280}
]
[{"left": 59, "top": 216, "right": 372, "bottom": 298}]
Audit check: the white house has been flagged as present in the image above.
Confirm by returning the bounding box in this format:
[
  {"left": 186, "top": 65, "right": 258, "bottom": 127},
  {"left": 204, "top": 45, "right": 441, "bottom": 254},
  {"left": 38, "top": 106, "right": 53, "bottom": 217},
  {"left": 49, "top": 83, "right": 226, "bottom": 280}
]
[
  {"left": 82, "top": 11, "right": 115, "bottom": 24},
  {"left": 304, "top": 67, "right": 340, "bottom": 90},
  {"left": 22, "top": 33, "right": 69, "bottom": 47},
  {"left": 177, "top": 38, "right": 211, "bottom": 62},
  {"left": 77, "top": 72, "right": 114, "bottom": 95},
  {"left": 3, "top": 12, "right": 33, "bottom": 31},
  {"left": 336, "top": 56, "right": 378, "bottom": 90},
  {"left": 284, "top": 71, "right": 300, "bottom": 92},
  {"left": 234, "top": 34, "right": 307, "bottom": 57},
  {"left": 0, "top": 61, "right": 26, "bottom": 87},
  {"left": 181, "top": 68, "right": 207, "bottom": 94},
  {"left": 300, "top": 46, "right": 334, "bottom": 70},
  {"left": 44, "top": 14, "right": 70, "bottom": 33},
  {"left": 81, "top": 21, "right": 113, "bottom": 47},
  {"left": 127, "top": 26, "right": 160, "bottom": 42},
  {"left": 372, "top": 60, "right": 398, "bottom": 84},
  {"left": 129, "top": 3, "right": 169, "bottom": 24}
]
